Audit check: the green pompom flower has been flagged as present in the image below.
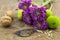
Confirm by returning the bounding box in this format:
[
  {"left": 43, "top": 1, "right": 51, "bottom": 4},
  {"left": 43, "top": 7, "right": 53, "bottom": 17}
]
[
  {"left": 17, "top": 10, "right": 23, "bottom": 20},
  {"left": 47, "top": 16, "right": 60, "bottom": 29},
  {"left": 46, "top": 9, "right": 53, "bottom": 18}
]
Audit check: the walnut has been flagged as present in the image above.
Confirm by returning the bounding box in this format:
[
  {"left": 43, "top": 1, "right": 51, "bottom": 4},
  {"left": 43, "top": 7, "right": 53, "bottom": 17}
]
[
  {"left": 0, "top": 16, "right": 12, "bottom": 27},
  {"left": 6, "top": 10, "right": 14, "bottom": 19}
]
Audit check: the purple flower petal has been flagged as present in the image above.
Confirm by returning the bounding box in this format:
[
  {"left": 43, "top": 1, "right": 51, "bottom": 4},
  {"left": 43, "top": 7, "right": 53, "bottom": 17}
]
[
  {"left": 18, "top": 0, "right": 32, "bottom": 10},
  {"left": 22, "top": 9, "right": 32, "bottom": 25},
  {"left": 38, "top": 6, "right": 46, "bottom": 22},
  {"left": 33, "top": 21, "right": 48, "bottom": 30},
  {"left": 29, "top": 5, "right": 41, "bottom": 21}
]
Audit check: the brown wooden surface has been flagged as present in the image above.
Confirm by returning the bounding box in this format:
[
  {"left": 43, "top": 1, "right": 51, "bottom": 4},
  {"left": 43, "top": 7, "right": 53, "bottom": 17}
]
[{"left": 0, "top": 0, "right": 60, "bottom": 40}]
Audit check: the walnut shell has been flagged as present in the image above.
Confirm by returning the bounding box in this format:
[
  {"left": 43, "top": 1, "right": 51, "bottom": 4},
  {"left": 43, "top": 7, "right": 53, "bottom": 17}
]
[
  {"left": 0, "top": 16, "right": 12, "bottom": 27},
  {"left": 6, "top": 10, "right": 14, "bottom": 19}
]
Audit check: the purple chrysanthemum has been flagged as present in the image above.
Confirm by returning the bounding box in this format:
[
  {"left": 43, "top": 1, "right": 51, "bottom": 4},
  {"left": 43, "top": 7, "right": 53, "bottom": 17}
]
[
  {"left": 38, "top": 6, "right": 47, "bottom": 22},
  {"left": 33, "top": 21, "right": 48, "bottom": 30},
  {"left": 22, "top": 9, "right": 32, "bottom": 25},
  {"left": 18, "top": 0, "right": 32, "bottom": 10},
  {"left": 29, "top": 6, "right": 48, "bottom": 30},
  {"left": 29, "top": 5, "right": 41, "bottom": 21},
  {"left": 29, "top": 6, "right": 46, "bottom": 21}
]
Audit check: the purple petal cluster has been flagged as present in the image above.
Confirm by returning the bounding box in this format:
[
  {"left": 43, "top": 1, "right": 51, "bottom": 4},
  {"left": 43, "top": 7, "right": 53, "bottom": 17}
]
[
  {"left": 22, "top": 9, "right": 32, "bottom": 25},
  {"left": 38, "top": 6, "right": 47, "bottom": 22},
  {"left": 18, "top": 0, "right": 31, "bottom": 10},
  {"left": 33, "top": 21, "right": 48, "bottom": 30},
  {"left": 29, "top": 6, "right": 48, "bottom": 30},
  {"left": 18, "top": 0, "right": 48, "bottom": 30},
  {"left": 29, "top": 5, "right": 38, "bottom": 21}
]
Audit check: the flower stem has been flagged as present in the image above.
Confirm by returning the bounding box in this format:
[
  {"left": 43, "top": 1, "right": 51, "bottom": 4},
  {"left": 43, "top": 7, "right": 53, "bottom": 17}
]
[
  {"left": 42, "top": 0, "right": 53, "bottom": 6},
  {"left": 49, "top": 4, "right": 53, "bottom": 10}
]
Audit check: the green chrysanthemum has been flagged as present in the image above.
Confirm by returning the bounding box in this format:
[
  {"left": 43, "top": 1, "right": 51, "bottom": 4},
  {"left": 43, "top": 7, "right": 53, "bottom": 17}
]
[
  {"left": 17, "top": 10, "right": 23, "bottom": 20},
  {"left": 47, "top": 16, "right": 60, "bottom": 29},
  {"left": 46, "top": 9, "right": 53, "bottom": 18}
]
